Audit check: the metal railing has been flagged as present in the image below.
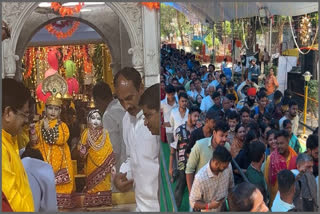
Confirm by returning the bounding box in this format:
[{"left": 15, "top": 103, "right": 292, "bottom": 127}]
[
  {"left": 232, "top": 159, "right": 249, "bottom": 183},
  {"left": 299, "top": 121, "right": 316, "bottom": 132},
  {"left": 160, "top": 175, "right": 168, "bottom": 212},
  {"left": 160, "top": 145, "right": 178, "bottom": 212}
]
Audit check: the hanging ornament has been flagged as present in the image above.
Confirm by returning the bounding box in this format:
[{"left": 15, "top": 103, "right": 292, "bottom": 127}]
[
  {"left": 64, "top": 60, "right": 76, "bottom": 78},
  {"left": 24, "top": 47, "right": 35, "bottom": 79},
  {"left": 81, "top": 45, "right": 92, "bottom": 73},
  {"left": 300, "top": 15, "right": 311, "bottom": 45},
  {"left": 141, "top": 2, "right": 160, "bottom": 10},
  {"left": 45, "top": 21, "right": 80, "bottom": 40},
  {"left": 67, "top": 77, "right": 79, "bottom": 95},
  {"left": 36, "top": 83, "right": 51, "bottom": 103},
  {"left": 51, "top": 2, "right": 84, "bottom": 17}
]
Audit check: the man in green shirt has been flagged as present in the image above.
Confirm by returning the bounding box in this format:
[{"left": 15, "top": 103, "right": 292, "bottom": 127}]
[
  {"left": 245, "top": 141, "right": 270, "bottom": 206},
  {"left": 185, "top": 71, "right": 197, "bottom": 91},
  {"left": 185, "top": 120, "right": 231, "bottom": 192}
]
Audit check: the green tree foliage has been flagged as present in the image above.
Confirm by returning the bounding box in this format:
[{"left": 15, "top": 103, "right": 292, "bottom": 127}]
[
  {"left": 93, "top": 44, "right": 103, "bottom": 82},
  {"left": 160, "top": 4, "right": 177, "bottom": 39},
  {"left": 160, "top": 4, "right": 192, "bottom": 44},
  {"left": 204, "top": 33, "right": 220, "bottom": 48},
  {"left": 222, "top": 21, "right": 232, "bottom": 35},
  {"left": 191, "top": 40, "right": 203, "bottom": 53},
  {"left": 307, "top": 79, "right": 318, "bottom": 117}
]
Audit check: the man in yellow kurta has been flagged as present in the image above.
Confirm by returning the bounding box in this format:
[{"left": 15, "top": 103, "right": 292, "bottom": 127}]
[
  {"left": 33, "top": 95, "right": 75, "bottom": 209},
  {"left": 264, "top": 130, "right": 297, "bottom": 208},
  {"left": 2, "top": 78, "right": 35, "bottom": 211},
  {"left": 79, "top": 109, "right": 116, "bottom": 207},
  {"left": 17, "top": 98, "right": 37, "bottom": 151}
]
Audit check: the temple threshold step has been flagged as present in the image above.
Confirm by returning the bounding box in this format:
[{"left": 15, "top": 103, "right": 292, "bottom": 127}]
[
  {"left": 66, "top": 191, "right": 136, "bottom": 210},
  {"left": 59, "top": 203, "right": 137, "bottom": 212}
]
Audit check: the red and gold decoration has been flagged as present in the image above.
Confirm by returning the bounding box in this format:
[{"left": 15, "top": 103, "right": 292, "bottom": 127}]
[
  {"left": 51, "top": 2, "right": 84, "bottom": 17},
  {"left": 141, "top": 2, "right": 160, "bottom": 10},
  {"left": 24, "top": 47, "right": 35, "bottom": 79},
  {"left": 22, "top": 44, "right": 113, "bottom": 99},
  {"left": 45, "top": 21, "right": 80, "bottom": 40}
]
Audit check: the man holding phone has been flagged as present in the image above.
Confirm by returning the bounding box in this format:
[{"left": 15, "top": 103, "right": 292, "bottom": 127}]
[{"left": 189, "top": 146, "right": 234, "bottom": 212}]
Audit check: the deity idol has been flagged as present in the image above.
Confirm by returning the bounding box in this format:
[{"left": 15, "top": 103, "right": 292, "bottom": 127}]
[
  {"left": 79, "top": 109, "right": 116, "bottom": 207},
  {"left": 33, "top": 95, "right": 75, "bottom": 209}
]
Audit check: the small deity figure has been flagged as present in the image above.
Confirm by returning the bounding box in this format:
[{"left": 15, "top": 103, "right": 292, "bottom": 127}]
[
  {"left": 79, "top": 109, "right": 116, "bottom": 207},
  {"left": 33, "top": 95, "right": 75, "bottom": 209}
]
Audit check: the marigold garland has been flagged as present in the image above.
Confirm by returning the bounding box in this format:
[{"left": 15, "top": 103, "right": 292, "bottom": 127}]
[
  {"left": 64, "top": 47, "right": 74, "bottom": 61},
  {"left": 24, "top": 47, "right": 35, "bottom": 79},
  {"left": 141, "top": 2, "right": 160, "bottom": 10},
  {"left": 45, "top": 21, "right": 80, "bottom": 40},
  {"left": 81, "top": 45, "right": 92, "bottom": 73},
  {"left": 51, "top": 2, "right": 84, "bottom": 17}
]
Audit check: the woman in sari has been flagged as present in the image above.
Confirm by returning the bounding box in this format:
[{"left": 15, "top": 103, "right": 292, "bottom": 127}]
[
  {"left": 230, "top": 124, "right": 246, "bottom": 158},
  {"left": 265, "top": 130, "right": 277, "bottom": 157},
  {"left": 283, "top": 119, "right": 305, "bottom": 153},
  {"left": 33, "top": 95, "right": 74, "bottom": 209},
  {"left": 79, "top": 109, "right": 116, "bottom": 207}
]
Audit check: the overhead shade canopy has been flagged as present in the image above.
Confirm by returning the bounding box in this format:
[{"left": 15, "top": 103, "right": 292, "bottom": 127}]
[{"left": 171, "top": 2, "right": 318, "bottom": 23}]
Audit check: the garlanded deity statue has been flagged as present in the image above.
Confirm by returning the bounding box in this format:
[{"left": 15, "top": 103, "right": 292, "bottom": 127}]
[
  {"left": 32, "top": 74, "right": 74, "bottom": 209},
  {"left": 79, "top": 109, "right": 116, "bottom": 207}
]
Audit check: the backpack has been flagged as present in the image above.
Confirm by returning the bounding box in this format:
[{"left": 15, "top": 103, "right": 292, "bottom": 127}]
[{"left": 293, "top": 172, "right": 318, "bottom": 212}]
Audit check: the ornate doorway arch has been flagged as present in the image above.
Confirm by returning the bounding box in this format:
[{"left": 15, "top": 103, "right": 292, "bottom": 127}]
[{"left": 2, "top": 2, "right": 144, "bottom": 79}]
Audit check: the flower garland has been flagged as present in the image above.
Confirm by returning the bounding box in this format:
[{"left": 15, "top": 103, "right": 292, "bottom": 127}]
[
  {"left": 45, "top": 21, "right": 80, "bottom": 39},
  {"left": 24, "top": 47, "right": 35, "bottom": 79},
  {"left": 81, "top": 45, "right": 92, "bottom": 73},
  {"left": 141, "top": 2, "right": 160, "bottom": 10},
  {"left": 51, "top": 2, "right": 84, "bottom": 17},
  {"left": 63, "top": 47, "right": 74, "bottom": 61}
]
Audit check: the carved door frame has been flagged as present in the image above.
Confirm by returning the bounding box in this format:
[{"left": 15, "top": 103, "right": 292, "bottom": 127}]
[{"left": 3, "top": 2, "right": 144, "bottom": 78}]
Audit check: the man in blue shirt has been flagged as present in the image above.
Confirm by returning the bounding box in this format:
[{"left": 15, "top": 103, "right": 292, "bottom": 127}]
[{"left": 248, "top": 58, "right": 260, "bottom": 85}]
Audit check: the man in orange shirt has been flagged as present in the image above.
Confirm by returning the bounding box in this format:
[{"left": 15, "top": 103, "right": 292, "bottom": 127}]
[
  {"left": 264, "top": 130, "right": 297, "bottom": 208},
  {"left": 265, "top": 68, "right": 279, "bottom": 101}
]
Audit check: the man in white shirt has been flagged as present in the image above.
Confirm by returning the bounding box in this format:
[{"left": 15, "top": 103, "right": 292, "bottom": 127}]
[
  {"left": 161, "top": 84, "right": 178, "bottom": 145},
  {"left": 176, "top": 70, "right": 185, "bottom": 85},
  {"left": 271, "top": 170, "right": 296, "bottom": 212},
  {"left": 192, "top": 78, "right": 205, "bottom": 101},
  {"left": 207, "top": 73, "right": 214, "bottom": 85},
  {"left": 187, "top": 81, "right": 196, "bottom": 100},
  {"left": 170, "top": 92, "right": 189, "bottom": 148},
  {"left": 92, "top": 81, "right": 126, "bottom": 172},
  {"left": 200, "top": 85, "right": 215, "bottom": 113},
  {"left": 209, "top": 72, "right": 220, "bottom": 89},
  {"left": 113, "top": 67, "right": 160, "bottom": 211},
  {"left": 139, "top": 83, "right": 160, "bottom": 136},
  {"left": 279, "top": 100, "right": 299, "bottom": 136}
]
